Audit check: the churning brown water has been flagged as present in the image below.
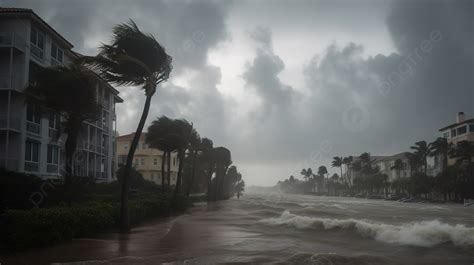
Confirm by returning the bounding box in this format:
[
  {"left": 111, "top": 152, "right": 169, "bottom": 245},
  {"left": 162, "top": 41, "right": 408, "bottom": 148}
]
[{"left": 3, "top": 193, "right": 474, "bottom": 265}]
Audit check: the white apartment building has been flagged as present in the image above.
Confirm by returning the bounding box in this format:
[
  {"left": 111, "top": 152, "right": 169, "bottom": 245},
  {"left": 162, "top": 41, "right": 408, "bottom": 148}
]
[
  {"left": 346, "top": 152, "right": 412, "bottom": 183},
  {"left": 0, "top": 7, "right": 122, "bottom": 182},
  {"left": 438, "top": 112, "right": 474, "bottom": 167}
]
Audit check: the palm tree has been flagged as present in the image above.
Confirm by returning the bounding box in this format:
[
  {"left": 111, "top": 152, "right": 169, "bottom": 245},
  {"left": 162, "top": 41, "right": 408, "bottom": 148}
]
[
  {"left": 185, "top": 133, "right": 202, "bottom": 197},
  {"left": 300, "top": 168, "right": 313, "bottom": 192},
  {"left": 331, "top": 157, "right": 343, "bottom": 184},
  {"left": 83, "top": 20, "right": 172, "bottom": 229},
  {"left": 342, "top": 156, "right": 353, "bottom": 186},
  {"left": 407, "top": 152, "right": 420, "bottom": 176},
  {"left": 317, "top": 165, "right": 328, "bottom": 178},
  {"left": 169, "top": 119, "right": 197, "bottom": 197},
  {"left": 410, "top": 141, "right": 430, "bottom": 174},
  {"left": 146, "top": 116, "right": 178, "bottom": 189},
  {"left": 212, "top": 147, "right": 232, "bottom": 201},
  {"left": 390, "top": 159, "right": 404, "bottom": 180},
  {"left": 25, "top": 63, "right": 100, "bottom": 194},
  {"left": 429, "top": 137, "right": 449, "bottom": 171},
  {"left": 199, "top": 138, "right": 215, "bottom": 201}
]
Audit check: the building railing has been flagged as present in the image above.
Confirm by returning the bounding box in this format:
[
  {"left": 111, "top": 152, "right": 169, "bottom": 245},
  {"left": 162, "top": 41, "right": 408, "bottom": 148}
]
[
  {"left": 26, "top": 121, "right": 41, "bottom": 135},
  {"left": 0, "top": 32, "right": 26, "bottom": 51},
  {"left": 47, "top": 164, "right": 59, "bottom": 174},
  {"left": 0, "top": 157, "right": 19, "bottom": 171},
  {"left": 0, "top": 114, "right": 21, "bottom": 130},
  {"left": 24, "top": 161, "right": 39, "bottom": 172},
  {"left": 48, "top": 128, "right": 60, "bottom": 140},
  {"left": 0, "top": 74, "right": 23, "bottom": 90}
]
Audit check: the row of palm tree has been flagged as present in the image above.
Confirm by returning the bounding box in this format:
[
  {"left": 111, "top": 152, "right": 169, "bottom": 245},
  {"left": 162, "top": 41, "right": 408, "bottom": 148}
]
[
  {"left": 145, "top": 115, "right": 243, "bottom": 202},
  {"left": 278, "top": 137, "right": 473, "bottom": 200}
]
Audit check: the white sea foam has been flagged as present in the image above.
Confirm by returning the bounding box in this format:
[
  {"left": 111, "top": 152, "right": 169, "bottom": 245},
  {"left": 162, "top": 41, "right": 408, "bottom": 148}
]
[
  {"left": 300, "top": 202, "right": 349, "bottom": 210},
  {"left": 259, "top": 210, "right": 474, "bottom": 247}
]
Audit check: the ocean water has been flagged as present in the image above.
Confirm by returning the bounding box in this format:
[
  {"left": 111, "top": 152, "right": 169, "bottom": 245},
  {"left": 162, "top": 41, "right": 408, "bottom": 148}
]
[{"left": 4, "top": 192, "right": 474, "bottom": 264}]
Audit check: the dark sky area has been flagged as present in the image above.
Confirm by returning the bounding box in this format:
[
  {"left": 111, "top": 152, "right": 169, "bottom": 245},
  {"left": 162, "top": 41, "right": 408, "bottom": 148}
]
[{"left": 6, "top": 0, "right": 473, "bottom": 185}]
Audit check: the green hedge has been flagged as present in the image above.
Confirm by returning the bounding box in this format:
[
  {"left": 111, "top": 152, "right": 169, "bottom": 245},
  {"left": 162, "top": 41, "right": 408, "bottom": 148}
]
[{"left": 2, "top": 196, "right": 191, "bottom": 250}]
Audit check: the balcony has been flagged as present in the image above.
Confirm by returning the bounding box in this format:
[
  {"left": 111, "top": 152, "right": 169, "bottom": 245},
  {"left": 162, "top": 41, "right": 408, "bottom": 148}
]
[
  {"left": 0, "top": 114, "right": 21, "bottom": 131},
  {"left": 26, "top": 121, "right": 41, "bottom": 135},
  {"left": 24, "top": 161, "right": 39, "bottom": 172},
  {"left": 0, "top": 157, "right": 19, "bottom": 171},
  {"left": 0, "top": 74, "right": 23, "bottom": 91},
  {"left": 48, "top": 128, "right": 60, "bottom": 141},
  {"left": 30, "top": 44, "right": 44, "bottom": 62},
  {"left": 0, "top": 32, "right": 26, "bottom": 52},
  {"left": 47, "top": 164, "right": 59, "bottom": 174}
]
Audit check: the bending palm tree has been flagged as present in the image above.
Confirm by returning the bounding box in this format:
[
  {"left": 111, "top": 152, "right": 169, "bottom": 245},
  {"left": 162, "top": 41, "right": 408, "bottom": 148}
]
[
  {"left": 331, "top": 157, "right": 343, "bottom": 184},
  {"left": 186, "top": 133, "right": 202, "bottom": 197},
  {"left": 83, "top": 20, "right": 172, "bottom": 229},
  {"left": 410, "top": 141, "right": 430, "bottom": 174},
  {"left": 25, "top": 63, "right": 100, "bottom": 195},
  {"left": 146, "top": 116, "right": 178, "bottom": 190},
  {"left": 429, "top": 137, "right": 450, "bottom": 171}
]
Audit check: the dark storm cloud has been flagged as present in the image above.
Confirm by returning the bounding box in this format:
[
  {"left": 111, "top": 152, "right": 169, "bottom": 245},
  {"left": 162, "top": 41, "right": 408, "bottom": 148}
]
[
  {"left": 4, "top": 0, "right": 472, "bottom": 184},
  {"left": 236, "top": 0, "right": 473, "bottom": 169},
  {"left": 243, "top": 27, "right": 296, "bottom": 119},
  {"left": 7, "top": 0, "right": 230, "bottom": 72}
]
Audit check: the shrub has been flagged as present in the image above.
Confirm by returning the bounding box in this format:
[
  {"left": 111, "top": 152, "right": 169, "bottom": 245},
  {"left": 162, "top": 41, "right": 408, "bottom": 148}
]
[
  {"left": 3, "top": 202, "right": 117, "bottom": 249},
  {"left": 1, "top": 194, "right": 191, "bottom": 250}
]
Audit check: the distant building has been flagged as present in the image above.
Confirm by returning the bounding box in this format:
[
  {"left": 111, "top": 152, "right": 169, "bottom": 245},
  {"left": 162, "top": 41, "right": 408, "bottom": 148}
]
[
  {"left": 0, "top": 8, "right": 122, "bottom": 181},
  {"left": 116, "top": 133, "right": 179, "bottom": 185},
  {"left": 438, "top": 112, "right": 474, "bottom": 166},
  {"left": 347, "top": 153, "right": 412, "bottom": 183},
  {"left": 372, "top": 152, "right": 412, "bottom": 182}
]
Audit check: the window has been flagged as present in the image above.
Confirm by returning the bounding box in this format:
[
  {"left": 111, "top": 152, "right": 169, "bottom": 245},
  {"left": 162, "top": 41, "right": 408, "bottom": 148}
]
[
  {"left": 27, "top": 103, "right": 41, "bottom": 124},
  {"left": 47, "top": 145, "right": 59, "bottom": 165},
  {"left": 124, "top": 143, "right": 129, "bottom": 149},
  {"left": 30, "top": 28, "right": 45, "bottom": 59},
  {"left": 443, "top": 132, "right": 449, "bottom": 139},
  {"left": 48, "top": 113, "right": 59, "bottom": 129},
  {"left": 154, "top": 158, "right": 158, "bottom": 165},
  {"left": 457, "top": 126, "right": 467, "bottom": 135},
  {"left": 25, "top": 140, "right": 40, "bottom": 172},
  {"left": 47, "top": 145, "right": 59, "bottom": 173},
  {"left": 173, "top": 157, "right": 176, "bottom": 166},
  {"left": 51, "top": 43, "right": 63, "bottom": 64},
  {"left": 26, "top": 103, "right": 41, "bottom": 134},
  {"left": 470, "top": 124, "right": 474, "bottom": 133},
  {"left": 118, "top": 155, "right": 127, "bottom": 165},
  {"left": 451, "top": 129, "right": 457, "bottom": 137},
  {"left": 137, "top": 143, "right": 141, "bottom": 149},
  {"left": 141, "top": 158, "right": 145, "bottom": 165}
]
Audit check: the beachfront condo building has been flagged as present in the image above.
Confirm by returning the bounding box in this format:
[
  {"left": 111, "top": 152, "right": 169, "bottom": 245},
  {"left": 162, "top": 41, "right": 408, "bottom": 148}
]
[
  {"left": 116, "top": 133, "right": 179, "bottom": 185},
  {"left": 438, "top": 112, "right": 474, "bottom": 166},
  {"left": 0, "top": 8, "right": 122, "bottom": 182}
]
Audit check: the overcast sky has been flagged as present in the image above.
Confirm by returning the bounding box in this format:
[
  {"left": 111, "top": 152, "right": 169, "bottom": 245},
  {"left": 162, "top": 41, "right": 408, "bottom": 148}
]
[{"left": 8, "top": 0, "right": 474, "bottom": 186}]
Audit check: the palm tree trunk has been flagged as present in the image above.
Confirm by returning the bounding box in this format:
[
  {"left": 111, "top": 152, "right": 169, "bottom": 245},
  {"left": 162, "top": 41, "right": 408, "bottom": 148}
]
[
  {"left": 64, "top": 118, "right": 81, "bottom": 204},
  {"left": 161, "top": 151, "right": 166, "bottom": 192},
  {"left": 221, "top": 165, "right": 230, "bottom": 199},
  {"left": 207, "top": 165, "right": 213, "bottom": 201},
  {"left": 173, "top": 150, "right": 185, "bottom": 198},
  {"left": 186, "top": 150, "right": 197, "bottom": 197},
  {"left": 120, "top": 94, "right": 153, "bottom": 231},
  {"left": 167, "top": 151, "right": 171, "bottom": 187}
]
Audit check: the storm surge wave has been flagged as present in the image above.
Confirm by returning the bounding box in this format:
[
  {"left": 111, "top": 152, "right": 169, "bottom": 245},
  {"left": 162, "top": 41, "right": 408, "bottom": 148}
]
[{"left": 259, "top": 210, "right": 474, "bottom": 247}]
